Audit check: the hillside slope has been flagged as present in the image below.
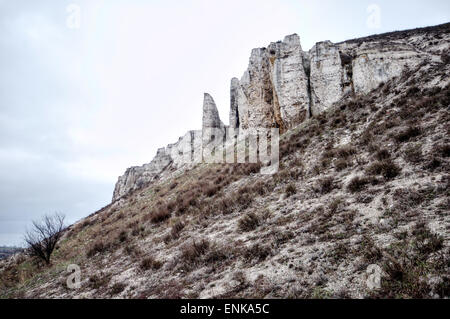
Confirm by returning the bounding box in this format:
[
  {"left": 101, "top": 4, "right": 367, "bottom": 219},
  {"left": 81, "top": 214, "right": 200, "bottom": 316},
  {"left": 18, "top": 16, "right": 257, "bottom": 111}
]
[{"left": 1, "top": 25, "right": 449, "bottom": 299}]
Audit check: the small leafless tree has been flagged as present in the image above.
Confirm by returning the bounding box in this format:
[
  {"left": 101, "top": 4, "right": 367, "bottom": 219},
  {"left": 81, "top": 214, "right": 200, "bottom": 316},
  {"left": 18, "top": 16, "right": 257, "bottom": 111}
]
[{"left": 24, "top": 213, "right": 65, "bottom": 265}]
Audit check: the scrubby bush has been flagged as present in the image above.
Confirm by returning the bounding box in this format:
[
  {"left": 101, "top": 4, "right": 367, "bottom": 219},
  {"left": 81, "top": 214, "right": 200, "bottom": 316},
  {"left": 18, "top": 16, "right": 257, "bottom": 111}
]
[
  {"left": 243, "top": 244, "right": 271, "bottom": 262},
  {"left": 110, "top": 282, "right": 126, "bottom": 295},
  {"left": 117, "top": 230, "right": 128, "bottom": 243},
  {"left": 235, "top": 191, "right": 253, "bottom": 210},
  {"left": 87, "top": 241, "right": 110, "bottom": 257},
  {"left": 140, "top": 256, "right": 163, "bottom": 271},
  {"left": 395, "top": 126, "right": 422, "bottom": 143},
  {"left": 318, "top": 177, "right": 335, "bottom": 194},
  {"left": 215, "top": 196, "right": 235, "bottom": 215},
  {"left": 89, "top": 274, "right": 111, "bottom": 290},
  {"left": 170, "top": 221, "right": 185, "bottom": 239},
  {"left": 24, "top": 213, "right": 65, "bottom": 265},
  {"left": 335, "top": 158, "right": 351, "bottom": 171},
  {"left": 336, "top": 146, "right": 357, "bottom": 158},
  {"left": 253, "top": 181, "right": 267, "bottom": 196},
  {"left": 375, "top": 149, "right": 391, "bottom": 161},
  {"left": 366, "top": 160, "right": 401, "bottom": 179},
  {"left": 371, "top": 222, "right": 446, "bottom": 299},
  {"left": 424, "top": 157, "right": 442, "bottom": 171},
  {"left": 285, "top": 183, "right": 297, "bottom": 197},
  {"left": 403, "top": 144, "right": 423, "bottom": 163},
  {"left": 149, "top": 205, "right": 171, "bottom": 224},
  {"left": 347, "top": 176, "right": 371, "bottom": 193},
  {"left": 181, "top": 239, "right": 210, "bottom": 265},
  {"left": 238, "top": 213, "right": 260, "bottom": 232},
  {"left": 434, "top": 144, "right": 450, "bottom": 158},
  {"left": 205, "top": 184, "right": 220, "bottom": 197}
]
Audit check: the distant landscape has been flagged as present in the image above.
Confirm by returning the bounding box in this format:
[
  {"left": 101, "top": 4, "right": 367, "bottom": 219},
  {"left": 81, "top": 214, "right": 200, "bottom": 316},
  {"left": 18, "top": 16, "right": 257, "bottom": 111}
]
[{"left": 0, "top": 247, "right": 23, "bottom": 260}]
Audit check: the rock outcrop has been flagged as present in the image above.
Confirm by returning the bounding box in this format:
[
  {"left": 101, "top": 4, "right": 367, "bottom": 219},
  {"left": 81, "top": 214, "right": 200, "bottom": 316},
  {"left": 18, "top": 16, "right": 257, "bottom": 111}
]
[
  {"left": 309, "top": 41, "right": 346, "bottom": 116},
  {"left": 230, "top": 34, "right": 310, "bottom": 132},
  {"left": 112, "top": 148, "right": 172, "bottom": 200},
  {"left": 112, "top": 23, "right": 450, "bottom": 202},
  {"left": 202, "top": 93, "right": 224, "bottom": 130},
  {"left": 112, "top": 93, "right": 224, "bottom": 202}
]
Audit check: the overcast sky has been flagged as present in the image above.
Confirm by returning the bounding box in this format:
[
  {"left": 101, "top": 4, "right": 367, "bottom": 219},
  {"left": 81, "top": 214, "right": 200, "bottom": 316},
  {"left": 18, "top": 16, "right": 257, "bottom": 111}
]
[{"left": 0, "top": 0, "right": 449, "bottom": 246}]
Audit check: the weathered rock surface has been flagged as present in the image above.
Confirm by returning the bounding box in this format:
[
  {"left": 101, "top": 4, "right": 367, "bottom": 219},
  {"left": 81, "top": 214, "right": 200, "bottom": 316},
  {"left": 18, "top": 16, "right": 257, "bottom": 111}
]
[
  {"left": 308, "top": 28, "right": 448, "bottom": 114},
  {"left": 267, "top": 34, "right": 310, "bottom": 128},
  {"left": 202, "top": 93, "right": 224, "bottom": 130},
  {"left": 113, "top": 93, "right": 225, "bottom": 201},
  {"left": 350, "top": 42, "right": 427, "bottom": 94},
  {"left": 309, "top": 41, "right": 346, "bottom": 116},
  {"left": 231, "top": 34, "right": 310, "bottom": 132},
  {"left": 112, "top": 148, "right": 172, "bottom": 200}
]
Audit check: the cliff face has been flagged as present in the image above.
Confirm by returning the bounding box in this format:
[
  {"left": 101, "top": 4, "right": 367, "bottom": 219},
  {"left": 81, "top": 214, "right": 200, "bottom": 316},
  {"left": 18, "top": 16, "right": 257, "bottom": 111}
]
[
  {"left": 112, "top": 148, "right": 173, "bottom": 200},
  {"left": 232, "top": 34, "right": 310, "bottom": 131},
  {"left": 112, "top": 23, "right": 450, "bottom": 202}
]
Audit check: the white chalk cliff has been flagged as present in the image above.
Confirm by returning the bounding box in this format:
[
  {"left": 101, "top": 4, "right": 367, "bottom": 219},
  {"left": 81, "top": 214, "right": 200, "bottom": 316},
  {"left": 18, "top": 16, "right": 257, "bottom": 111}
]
[{"left": 112, "top": 25, "right": 450, "bottom": 201}]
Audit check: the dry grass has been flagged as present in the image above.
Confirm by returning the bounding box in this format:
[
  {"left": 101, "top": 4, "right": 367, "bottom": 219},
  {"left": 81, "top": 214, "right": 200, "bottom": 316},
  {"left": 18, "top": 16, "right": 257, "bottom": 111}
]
[
  {"left": 317, "top": 177, "right": 335, "bottom": 194},
  {"left": 238, "top": 213, "right": 261, "bottom": 232},
  {"left": 285, "top": 183, "right": 297, "bottom": 197},
  {"left": 180, "top": 239, "right": 210, "bottom": 268},
  {"left": 347, "top": 176, "right": 372, "bottom": 193},
  {"left": 394, "top": 126, "right": 422, "bottom": 143},
  {"left": 140, "top": 256, "right": 163, "bottom": 271},
  {"left": 366, "top": 160, "right": 401, "bottom": 179}
]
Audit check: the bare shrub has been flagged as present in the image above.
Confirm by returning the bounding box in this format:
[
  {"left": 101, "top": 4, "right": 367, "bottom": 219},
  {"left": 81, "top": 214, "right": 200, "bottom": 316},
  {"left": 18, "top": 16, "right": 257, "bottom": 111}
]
[
  {"left": 87, "top": 241, "right": 111, "bottom": 257},
  {"left": 394, "top": 126, "right": 422, "bottom": 143},
  {"left": 347, "top": 176, "right": 371, "bottom": 193},
  {"left": 434, "top": 144, "right": 450, "bottom": 158},
  {"left": 335, "top": 158, "right": 351, "bottom": 171},
  {"left": 285, "top": 183, "right": 297, "bottom": 197},
  {"left": 170, "top": 221, "right": 185, "bottom": 239},
  {"left": 243, "top": 244, "right": 271, "bottom": 262},
  {"left": 215, "top": 196, "right": 235, "bottom": 215},
  {"left": 204, "top": 246, "right": 229, "bottom": 265},
  {"left": 181, "top": 239, "right": 210, "bottom": 266},
  {"left": 328, "top": 198, "right": 343, "bottom": 214},
  {"left": 110, "top": 282, "right": 126, "bottom": 295},
  {"left": 359, "top": 236, "right": 383, "bottom": 264},
  {"left": 375, "top": 149, "right": 391, "bottom": 161},
  {"left": 149, "top": 205, "right": 171, "bottom": 224},
  {"left": 253, "top": 181, "right": 267, "bottom": 196},
  {"left": 238, "top": 213, "right": 260, "bottom": 232},
  {"left": 205, "top": 184, "right": 220, "bottom": 197},
  {"left": 169, "top": 182, "right": 178, "bottom": 190},
  {"left": 140, "top": 256, "right": 163, "bottom": 271},
  {"left": 403, "top": 144, "right": 423, "bottom": 163},
  {"left": 366, "top": 160, "right": 401, "bottom": 179},
  {"left": 131, "top": 225, "right": 145, "bottom": 237},
  {"left": 371, "top": 222, "right": 446, "bottom": 298},
  {"left": 24, "top": 213, "right": 65, "bottom": 265},
  {"left": 317, "top": 177, "right": 335, "bottom": 194},
  {"left": 117, "top": 230, "right": 128, "bottom": 243},
  {"left": 235, "top": 191, "right": 253, "bottom": 210},
  {"left": 336, "top": 146, "right": 356, "bottom": 158},
  {"left": 424, "top": 157, "right": 442, "bottom": 171}
]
